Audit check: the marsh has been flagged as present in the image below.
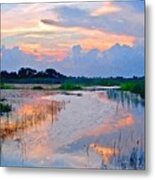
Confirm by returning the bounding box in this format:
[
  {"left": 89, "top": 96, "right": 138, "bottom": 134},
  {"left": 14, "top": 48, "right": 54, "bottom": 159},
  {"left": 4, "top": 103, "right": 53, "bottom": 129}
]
[{"left": 0, "top": 87, "right": 144, "bottom": 169}]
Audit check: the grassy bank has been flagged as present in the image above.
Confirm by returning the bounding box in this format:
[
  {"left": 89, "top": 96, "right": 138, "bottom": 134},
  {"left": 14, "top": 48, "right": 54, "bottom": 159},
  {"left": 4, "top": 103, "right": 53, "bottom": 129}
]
[
  {"left": 121, "top": 80, "right": 145, "bottom": 98},
  {"left": 59, "top": 79, "right": 145, "bottom": 99},
  {"left": 0, "top": 83, "right": 14, "bottom": 89},
  {"left": 1, "top": 78, "right": 145, "bottom": 98},
  {"left": 59, "top": 83, "right": 83, "bottom": 90}
]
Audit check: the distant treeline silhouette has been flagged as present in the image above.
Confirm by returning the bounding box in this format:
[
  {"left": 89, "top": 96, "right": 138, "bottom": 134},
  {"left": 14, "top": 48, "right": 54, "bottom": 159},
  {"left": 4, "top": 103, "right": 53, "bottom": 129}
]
[
  {"left": 1, "top": 67, "right": 67, "bottom": 84},
  {"left": 1, "top": 67, "right": 144, "bottom": 86},
  {"left": 1, "top": 67, "right": 144, "bottom": 80},
  {"left": 1, "top": 67, "right": 66, "bottom": 79},
  {"left": 0, "top": 67, "right": 145, "bottom": 98}
]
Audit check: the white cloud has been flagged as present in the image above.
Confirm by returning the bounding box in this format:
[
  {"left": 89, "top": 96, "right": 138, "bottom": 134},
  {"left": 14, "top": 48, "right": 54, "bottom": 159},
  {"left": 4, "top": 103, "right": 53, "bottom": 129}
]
[{"left": 1, "top": 42, "right": 144, "bottom": 77}]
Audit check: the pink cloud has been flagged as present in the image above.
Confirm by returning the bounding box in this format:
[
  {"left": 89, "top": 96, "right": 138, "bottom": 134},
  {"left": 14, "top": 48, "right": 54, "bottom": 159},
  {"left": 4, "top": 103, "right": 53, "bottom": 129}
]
[
  {"left": 91, "top": 2, "right": 122, "bottom": 16},
  {"left": 20, "top": 43, "right": 67, "bottom": 61}
]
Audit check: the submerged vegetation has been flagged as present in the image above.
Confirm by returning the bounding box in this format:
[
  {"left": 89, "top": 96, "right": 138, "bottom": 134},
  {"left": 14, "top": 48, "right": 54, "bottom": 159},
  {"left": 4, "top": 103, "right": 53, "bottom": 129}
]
[
  {"left": 0, "top": 102, "right": 12, "bottom": 114},
  {"left": 0, "top": 100, "right": 65, "bottom": 140},
  {"left": 0, "top": 93, "right": 12, "bottom": 115}
]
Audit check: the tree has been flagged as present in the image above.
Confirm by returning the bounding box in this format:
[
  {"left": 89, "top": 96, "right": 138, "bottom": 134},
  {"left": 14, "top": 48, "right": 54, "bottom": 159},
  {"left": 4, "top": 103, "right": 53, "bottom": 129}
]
[
  {"left": 35, "top": 71, "right": 46, "bottom": 78},
  {"left": 9, "top": 72, "right": 18, "bottom": 78},
  {"left": 1, "top": 71, "right": 9, "bottom": 78},
  {"left": 45, "top": 68, "right": 57, "bottom": 77},
  {"left": 18, "top": 68, "right": 37, "bottom": 78}
]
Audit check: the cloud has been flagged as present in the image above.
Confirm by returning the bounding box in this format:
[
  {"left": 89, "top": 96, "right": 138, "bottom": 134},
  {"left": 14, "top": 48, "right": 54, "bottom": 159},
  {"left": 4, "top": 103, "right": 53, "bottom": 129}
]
[
  {"left": 1, "top": 41, "right": 144, "bottom": 78},
  {"left": 41, "top": 19, "right": 62, "bottom": 27},
  {"left": 40, "top": 18, "right": 135, "bottom": 52},
  {"left": 2, "top": 16, "right": 135, "bottom": 57},
  {"left": 51, "top": 43, "right": 144, "bottom": 77},
  {"left": 1, "top": 2, "right": 144, "bottom": 77},
  {"left": 1, "top": 3, "right": 59, "bottom": 38},
  {"left": 56, "top": 2, "right": 144, "bottom": 37},
  {"left": 0, "top": 46, "right": 56, "bottom": 72},
  {"left": 19, "top": 43, "right": 67, "bottom": 61},
  {"left": 91, "top": 2, "right": 122, "bottom": 16},
  {"left": 2, "top": 2, "right": 143, "bottom": 61}
]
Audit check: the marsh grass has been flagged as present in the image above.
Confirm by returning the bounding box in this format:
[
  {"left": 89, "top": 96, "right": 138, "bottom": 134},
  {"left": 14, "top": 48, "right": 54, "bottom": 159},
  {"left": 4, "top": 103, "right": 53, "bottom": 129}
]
[
  {"left": 121, "top": 80, "right": 144, "bottom": 99},
  {"left": 0, "top": 100, "right": 65, "bottom": 141},
  {"left": 0, "top": 83, "right": 14, "bottom": 89},
  {"left": 59, "top": 82, "right": 83, "bottom": 90},
  {"left": 32, "top": 86, "right": 44, "bottom": 90},
  {"left": 88, "top": 132, "right": 144, "bottom": 170},
  {"left": 0, "top": 102, "right": 12, "bottom": 113}
]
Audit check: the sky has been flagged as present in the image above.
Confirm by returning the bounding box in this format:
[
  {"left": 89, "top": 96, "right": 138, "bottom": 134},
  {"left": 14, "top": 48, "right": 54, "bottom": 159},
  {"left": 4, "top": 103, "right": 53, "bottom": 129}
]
[{"left": 0, "top": 0, "right": 145, "bottom": 77}]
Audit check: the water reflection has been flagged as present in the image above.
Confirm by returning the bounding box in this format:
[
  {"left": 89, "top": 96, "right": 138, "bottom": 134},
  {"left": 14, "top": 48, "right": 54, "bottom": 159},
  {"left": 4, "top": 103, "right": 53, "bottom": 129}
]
[
  {"left": 89, "top": 144, "right": 119, "bottom": 166},
  {"left": 86, "top": 90, "right": 145, "bottom": 169},
  {"left": 1, "top": 95, "right": 66, "bottom": 166},
  {"left": 0, "top": 99, "right": 65, "bottom": 141},
  {"left": 107, "top": 89, "right": 145, "bottom": 108},
  {"left": 83, "top": 115, "right": 134, "bottom": 138},
  {"left": 0, "top": 89, "right": 144, "bottom": 169}
]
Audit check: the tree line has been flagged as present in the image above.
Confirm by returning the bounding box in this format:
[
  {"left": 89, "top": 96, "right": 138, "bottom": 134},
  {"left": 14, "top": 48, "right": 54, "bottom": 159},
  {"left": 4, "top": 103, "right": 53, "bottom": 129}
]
[
  {"left": 0, "top": 67, "right": 144, "bottom": 88},
  {"left": 1, "top": 67, "right": 66, "bottom": 79}
]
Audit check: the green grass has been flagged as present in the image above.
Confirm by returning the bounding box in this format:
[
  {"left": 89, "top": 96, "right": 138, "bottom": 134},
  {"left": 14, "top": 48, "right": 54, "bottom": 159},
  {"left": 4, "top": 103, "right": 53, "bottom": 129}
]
[
  {"left": 60, "top": 79, "right": 145, "bottom": 98},
  {"left": 0, "top": 83, "right": 14, "bottom": 89},
  {"left": 1, "top": 78, "right": 144, "bottom": 99},
  {"left": 32, "top": 86, "right": 44, "bottom": 90},
  {"left": 121, "top": 80, "right": 145, "bottom": 99},
  {"left": 0, "top": 102, "right": 12, "bottom": 113},
  {"left": 59, "top": 83, "right": 83, "bottom": 90}
]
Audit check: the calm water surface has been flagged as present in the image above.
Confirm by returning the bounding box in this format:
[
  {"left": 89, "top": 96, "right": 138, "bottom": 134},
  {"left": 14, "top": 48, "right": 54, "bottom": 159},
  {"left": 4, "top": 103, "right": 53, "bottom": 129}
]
[{"left": 0, "top": 89, "right": 145, "bottom": 169}]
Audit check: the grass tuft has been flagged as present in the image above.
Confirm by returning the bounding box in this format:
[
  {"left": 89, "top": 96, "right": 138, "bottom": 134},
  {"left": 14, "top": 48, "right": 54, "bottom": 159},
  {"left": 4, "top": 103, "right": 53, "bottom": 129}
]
[
  {"left": 32, "top": 86, "right": 44, "bottom": 90},
  {"left": 59, "top": 83, "right": 83, "bottom": 90},
  {"left": 121, "top": 80, "right": 144, "bottom": 99},
  {"left": 0, "top": 83, "right": 14, "bottom": 89},
  {"left": 0, "top": 102, "right": 12, "bottom": 113}
]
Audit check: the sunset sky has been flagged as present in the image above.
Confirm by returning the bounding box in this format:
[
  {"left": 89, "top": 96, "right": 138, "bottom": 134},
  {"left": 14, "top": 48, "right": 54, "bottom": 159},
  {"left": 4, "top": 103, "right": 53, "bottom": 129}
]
[{"left": 1, "top": 0, "right": 145, "bottom": 77}]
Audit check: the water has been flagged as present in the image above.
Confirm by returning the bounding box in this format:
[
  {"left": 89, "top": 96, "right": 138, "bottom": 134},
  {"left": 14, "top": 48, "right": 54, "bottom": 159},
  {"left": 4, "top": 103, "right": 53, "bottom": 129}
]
[{"left": 0, "top": 89, "right": 145, "bottom": 169}]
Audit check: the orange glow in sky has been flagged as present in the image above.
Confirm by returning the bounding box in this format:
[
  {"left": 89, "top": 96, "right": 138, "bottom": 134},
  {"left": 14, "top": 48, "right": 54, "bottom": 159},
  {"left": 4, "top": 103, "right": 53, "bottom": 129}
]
[
  {"left": 1, "top": 2, "right": 143, "bottom": 63},
  {"left": 1, "top": 3, "right": 137, "bottom": 62},
  {"left": 91, "top": 2, "right": 121, "bottom": 16}
]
